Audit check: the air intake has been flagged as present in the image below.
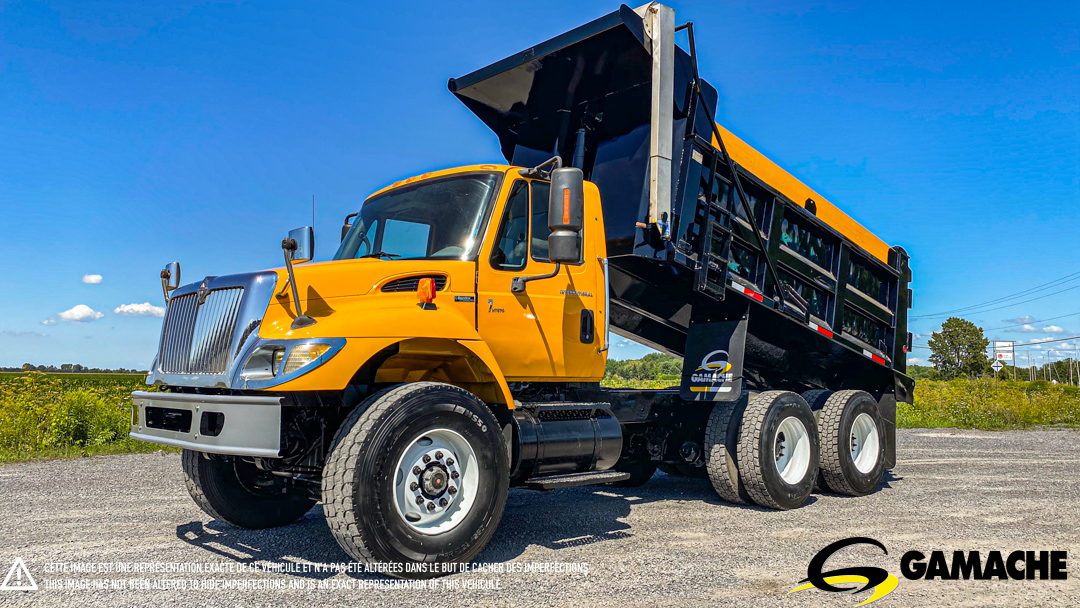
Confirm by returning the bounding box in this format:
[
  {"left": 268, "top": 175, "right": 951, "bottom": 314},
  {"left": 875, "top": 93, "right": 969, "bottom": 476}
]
[{"left": 381, "top": 275, "right": 447, "bottom": 293}]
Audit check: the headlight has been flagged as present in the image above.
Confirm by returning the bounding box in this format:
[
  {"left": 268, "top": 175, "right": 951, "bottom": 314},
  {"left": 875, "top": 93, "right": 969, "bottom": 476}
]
[
  {"left": 238, "top": 339, "right": 343, "bottom": 385},
  {"left": 282, "top": 343, "right": 331, "bottom": 375},
  {"left": 241, "top": 345, "right": 287, "bottom": 380}
]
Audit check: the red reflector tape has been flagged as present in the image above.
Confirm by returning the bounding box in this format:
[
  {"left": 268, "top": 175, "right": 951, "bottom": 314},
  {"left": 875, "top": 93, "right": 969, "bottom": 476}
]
[
  {"left": 808, "top": 322, "right": 833, "bottom": 339},
  {"left": 862, "top": 349, "right": 886, "bottom": 365},
  {"left": 739, "top": 285, "right": 763, "bottom": 302}
]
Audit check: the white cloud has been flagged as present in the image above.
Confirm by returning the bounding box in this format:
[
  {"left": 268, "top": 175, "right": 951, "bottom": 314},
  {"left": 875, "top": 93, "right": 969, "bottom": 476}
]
[
  {"left": 43, "top": 304, "right": 105, "bottom": 325},
  {"left": 1043, "top": 325, "right": 1065, "bottom": 334},
  {"left": 1, "top": 330, "right": 47, "bottom": 337},
  {"left": 82, "top": 274, "right": 103, "bottom": 284},
  {"left": 113, "top": 302, "right": 166, "bottom": 318},
  {"left": 1005, "top": 316, "right": 1035, "bottom": 324},
  {"left": 615, "top": 338, "right": 631, "bottom": 348},
  {"left": 907, "top": 357, "right": 923, "bottom": 365},
  {"left": 1019, "top": 324, "right": 1038, "bottom": 332},
  {"left": 1019, "top": 324, "right": 1065, "bottom": 334}
]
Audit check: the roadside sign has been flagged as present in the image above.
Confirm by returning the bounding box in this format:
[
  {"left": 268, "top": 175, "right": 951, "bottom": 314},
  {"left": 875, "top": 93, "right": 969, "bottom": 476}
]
[
  {"left": 995, "top": 351, "right": 1014, "bottom": 361},
  {"left": 991, "top": 360, "right": 1004, "bottom": 372}
]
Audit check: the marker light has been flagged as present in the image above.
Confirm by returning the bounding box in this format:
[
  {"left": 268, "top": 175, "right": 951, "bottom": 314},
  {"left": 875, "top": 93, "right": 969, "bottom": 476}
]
[
  {"left": 562, "top": 188, "right": 571, "bottom": 224},
  {"left": 417, "top": 277, "right": 437, "bottom": 305}
]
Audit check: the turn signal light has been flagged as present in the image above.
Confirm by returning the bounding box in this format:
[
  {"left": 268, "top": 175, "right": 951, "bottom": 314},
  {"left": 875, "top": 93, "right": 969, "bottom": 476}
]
[{"left": 417, "top": 277, "right": 437, "bottom": 305}]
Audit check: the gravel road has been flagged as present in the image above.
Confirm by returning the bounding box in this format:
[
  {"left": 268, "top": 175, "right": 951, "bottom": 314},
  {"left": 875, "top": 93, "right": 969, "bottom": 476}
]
[{"left": 0, "top": 428, "right": 1077, "bottom": 607}]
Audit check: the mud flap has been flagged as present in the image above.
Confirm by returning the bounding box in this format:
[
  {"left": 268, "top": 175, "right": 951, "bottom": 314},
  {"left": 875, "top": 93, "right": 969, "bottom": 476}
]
[{"left": 680, "top": 319, "right": 747, "bottom": 402}]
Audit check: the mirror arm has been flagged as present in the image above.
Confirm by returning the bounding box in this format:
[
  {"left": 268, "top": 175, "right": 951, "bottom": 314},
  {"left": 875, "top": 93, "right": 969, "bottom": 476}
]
[
  {"left": 510, "top": 263, "right": 561, "bottom": 294},
  {"left": 159, "top": 269, "right": 171, "bottom": 304},
  {"left": 281, "top": 238, "right": 316, "bottom": 329}
]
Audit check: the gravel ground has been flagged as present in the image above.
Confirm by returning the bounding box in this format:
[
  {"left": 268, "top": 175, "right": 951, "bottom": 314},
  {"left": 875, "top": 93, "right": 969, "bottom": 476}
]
[{"left": 0, "top": 428, "right": 1077, "bottom": 607}]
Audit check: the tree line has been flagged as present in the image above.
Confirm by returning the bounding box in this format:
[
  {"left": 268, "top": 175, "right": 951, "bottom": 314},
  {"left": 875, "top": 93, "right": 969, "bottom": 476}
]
[{"left": 1, "top": 363, "right": 147, "bottom": 374}]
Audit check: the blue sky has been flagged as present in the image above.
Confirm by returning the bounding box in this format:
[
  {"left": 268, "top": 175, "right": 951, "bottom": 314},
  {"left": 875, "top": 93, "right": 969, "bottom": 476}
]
[{"left": 0, "top": 0, "right": 1077, "bottom": 370}]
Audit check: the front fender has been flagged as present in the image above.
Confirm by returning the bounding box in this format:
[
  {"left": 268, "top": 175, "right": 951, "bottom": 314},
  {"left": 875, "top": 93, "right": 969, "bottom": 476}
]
[{"left": 257, "top": 296, "right": 514, "bottom": 406}]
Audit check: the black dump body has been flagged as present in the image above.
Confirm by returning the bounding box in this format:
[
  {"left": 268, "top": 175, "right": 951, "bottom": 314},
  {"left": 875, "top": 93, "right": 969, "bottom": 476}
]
[{"left": 450, "top": 4, "right": 913, "bottom": 405}]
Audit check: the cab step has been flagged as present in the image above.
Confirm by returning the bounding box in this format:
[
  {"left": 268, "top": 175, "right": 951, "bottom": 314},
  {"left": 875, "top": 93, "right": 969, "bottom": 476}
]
[{"left": 521, "top": 470, "right": 630, "bottom": 491}]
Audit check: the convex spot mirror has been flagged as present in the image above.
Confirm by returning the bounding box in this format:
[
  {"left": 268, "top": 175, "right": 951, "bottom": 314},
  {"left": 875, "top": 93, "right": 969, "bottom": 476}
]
[
  {"left": 547, "top": 167, "right": 584, "bottom": 264},
  {"left": 287, "top": 226, "right": 315, "bottom": 263}
]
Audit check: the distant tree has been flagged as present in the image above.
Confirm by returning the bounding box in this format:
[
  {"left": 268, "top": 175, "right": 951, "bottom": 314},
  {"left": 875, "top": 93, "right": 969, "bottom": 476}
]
[
  {"left": 928, "top": 317, "right": 990, "bottom": 380},
  {"left": 61, "top": 363, "right": 73, "bottom": 372},
  {"left": 604, "top": 352, "right": 682, "bottom": 381},
  {"left": 907, "top": 364, "right": 940, "bottom": 381},
  {"left": 22, "top": 363, "right": 33, "bottom": 371}
]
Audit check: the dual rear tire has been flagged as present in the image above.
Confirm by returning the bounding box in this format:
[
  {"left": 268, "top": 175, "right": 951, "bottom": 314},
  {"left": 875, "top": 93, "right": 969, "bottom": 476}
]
[{"left": 704, "top": 389, "right": 885, "bottom": 509}]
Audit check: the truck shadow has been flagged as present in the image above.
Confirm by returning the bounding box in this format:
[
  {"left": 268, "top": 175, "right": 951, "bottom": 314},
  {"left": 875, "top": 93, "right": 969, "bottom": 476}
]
[{"left": 174, "top": 471, "right": 820, "bottom": 577}]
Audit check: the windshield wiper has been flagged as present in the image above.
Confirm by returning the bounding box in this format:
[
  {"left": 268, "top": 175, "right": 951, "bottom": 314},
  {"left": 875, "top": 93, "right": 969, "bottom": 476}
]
[{"left": 358, "top": 251, "right": 402, "bottom": 260}]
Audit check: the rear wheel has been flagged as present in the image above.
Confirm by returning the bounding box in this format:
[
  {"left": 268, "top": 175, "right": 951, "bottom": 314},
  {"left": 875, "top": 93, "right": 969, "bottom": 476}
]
[
  {"left": 816, "top": 390, "right": 885, "bottom": 496},
  {"left": 181, "top": 449, "right": 316, "bottom": 529},
  {"left": 321, "top": 382, "right": 509, "bottom": 578},
  {"left": 801, "top": 389, "right": 835, "bottom": 492},
  {"left": 704, "top": 398, "right": 751, "bottom": 504},
  {"left": 737, "top": 391, "right": 819, "bottom": 510}
]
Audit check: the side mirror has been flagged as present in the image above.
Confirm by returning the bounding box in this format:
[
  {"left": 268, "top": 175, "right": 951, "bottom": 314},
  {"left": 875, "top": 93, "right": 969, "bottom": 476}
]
[
  {"left": 547, "top": 167, "right": 585, "bottom": 264},
  {"left": 160, "top": 261, "right": 180, "bottom": 303},
  {"left": 341, "top": 212, "right": 358, "bottom": 242},
  {"left": 286, "top": 226, "right": 315, "bottom": 263},
  {"left": 162, "top": 262, "right": 181, "bottom": 291}
]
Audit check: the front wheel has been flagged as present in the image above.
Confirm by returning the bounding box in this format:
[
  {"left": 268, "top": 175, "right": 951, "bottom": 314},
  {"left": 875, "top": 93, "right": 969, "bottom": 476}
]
[
  {"left": 322, "top": 382, "right": 509, "bottom": 578},
  {"left": 181, "top": 449, "right": 316, "bottom": 529}
]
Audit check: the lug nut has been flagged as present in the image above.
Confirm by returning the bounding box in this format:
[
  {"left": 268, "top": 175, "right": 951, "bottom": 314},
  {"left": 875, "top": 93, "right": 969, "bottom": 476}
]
[
  {"left": 412, "top": 466, "right": 422, "bottom": 475},
  {"left": 446, "top": 458, "right": 454, "bottom": 466},
  {"left": 435, "top": 451, "right": 443, "bottom": 460},
  {"left": 422, "top": 454, "right": 431, "bottom": 463},
  {"left": 427, "top": 501, "right": 436, "bottom": 510},
  {"left": 448, "top": 486, "right": 457, "bottom": 495},
  {"left": 450, "top": 471, "right": 459, "bottom": 480},
  {"left": 439, "top": 498, "right": 448, "bottom": 507},
  {"left": 410, "top": 482, "right": 419, "bottom": 491},
  {"left": 415, "top": 496, "right": 425, "bottom": 505}
]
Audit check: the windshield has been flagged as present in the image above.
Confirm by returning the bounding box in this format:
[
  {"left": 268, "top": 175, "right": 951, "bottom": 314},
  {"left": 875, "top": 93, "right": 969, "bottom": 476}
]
[{"left": 334, "top": 172, "right": 501, "bottom": 261}]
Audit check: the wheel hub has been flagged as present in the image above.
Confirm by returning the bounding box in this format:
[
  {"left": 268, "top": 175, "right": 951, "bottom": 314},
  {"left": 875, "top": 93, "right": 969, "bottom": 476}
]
[
  {"left": 420, "top": 464, "right": 450, "bottom": 497},
  {"left": 849, "top": 413, "right": 880, "bottom": 474},
  {"left": 393, "top": 428, "right": 478, "bottom": 535},
  {"left": 773, "top": 416, "right": 811, "bottom": 484}
]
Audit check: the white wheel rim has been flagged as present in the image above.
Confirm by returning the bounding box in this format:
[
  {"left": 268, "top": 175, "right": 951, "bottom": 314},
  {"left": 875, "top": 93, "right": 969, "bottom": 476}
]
[
  {"left": 392, "top": 428, "right": 479, "bottom": 535},
  {"left": 850, "top": 413, "right": 880, "bottom": 474},
  {"left": 774, "top": 416, "right": 811, "bottom": 484}
]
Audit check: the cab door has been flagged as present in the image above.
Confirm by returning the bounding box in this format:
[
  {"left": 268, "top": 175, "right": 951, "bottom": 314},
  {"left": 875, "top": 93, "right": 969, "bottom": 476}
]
[{"left": 476, "top": 176, "right": 606, "bottom": 381}]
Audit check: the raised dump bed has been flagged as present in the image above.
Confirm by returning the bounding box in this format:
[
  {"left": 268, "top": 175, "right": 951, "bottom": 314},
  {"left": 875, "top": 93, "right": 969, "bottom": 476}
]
[{"left": 450, "top": 3, "right": 913, "bottom": 406}]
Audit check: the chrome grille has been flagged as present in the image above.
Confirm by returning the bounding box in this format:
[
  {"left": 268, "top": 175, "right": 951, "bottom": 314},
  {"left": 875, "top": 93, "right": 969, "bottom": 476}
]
[{"left": 159, "top": 288, "right": 245, "bottom": 373}]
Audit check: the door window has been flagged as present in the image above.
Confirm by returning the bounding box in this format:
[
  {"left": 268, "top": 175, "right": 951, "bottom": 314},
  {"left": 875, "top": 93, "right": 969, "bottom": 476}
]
[
  {"left": 489, "top": 181, "right": 530, "bottom": 271},
  {"left": 531, "top": 181, "right": 551, "bottom": 262}
]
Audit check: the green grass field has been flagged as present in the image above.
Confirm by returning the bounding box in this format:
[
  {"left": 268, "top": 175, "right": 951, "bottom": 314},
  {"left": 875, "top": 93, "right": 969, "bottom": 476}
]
[
  {"left": 1, "top": 371, "right": 1077, "bottom": 464},
  {"left": 0, "top": 372, "right": 176, "bottom": 463}
]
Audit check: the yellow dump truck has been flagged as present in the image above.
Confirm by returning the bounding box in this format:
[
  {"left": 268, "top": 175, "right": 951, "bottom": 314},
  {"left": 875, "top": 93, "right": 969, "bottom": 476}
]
[{"left": 131, "top": 3, "right": 913, "bottom": 576}]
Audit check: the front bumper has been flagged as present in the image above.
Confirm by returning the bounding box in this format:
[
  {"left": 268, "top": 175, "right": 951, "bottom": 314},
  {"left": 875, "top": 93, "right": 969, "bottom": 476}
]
[{"left": 130, "top": 391, "right": 282, "bottom": 458}]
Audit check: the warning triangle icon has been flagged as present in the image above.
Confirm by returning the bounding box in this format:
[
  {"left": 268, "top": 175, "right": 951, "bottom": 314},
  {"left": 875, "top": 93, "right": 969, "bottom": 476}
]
[{"left": 0, "top": 557, "right": 37, "bottom": 591}]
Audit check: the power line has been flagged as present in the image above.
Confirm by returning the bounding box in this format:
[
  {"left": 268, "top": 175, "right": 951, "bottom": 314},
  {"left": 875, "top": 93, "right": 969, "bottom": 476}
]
[
  {"left": 982, "top": 311, "right": 1080, "bottom": 333},
  {"left": 912, "top": 335, "right": 1080, "bottom": 351},
  {"left": 911, "top": 270, "right": 1080, "bottom": 319},
  {"left": 911, "top": 283, "right": 1080, "bottom": 320}
]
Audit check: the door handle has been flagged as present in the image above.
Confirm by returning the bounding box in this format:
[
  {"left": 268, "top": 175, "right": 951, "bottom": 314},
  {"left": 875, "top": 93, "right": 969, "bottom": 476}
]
[{"left": 580, "top": 309, "right": 595, "bottom": 344}]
